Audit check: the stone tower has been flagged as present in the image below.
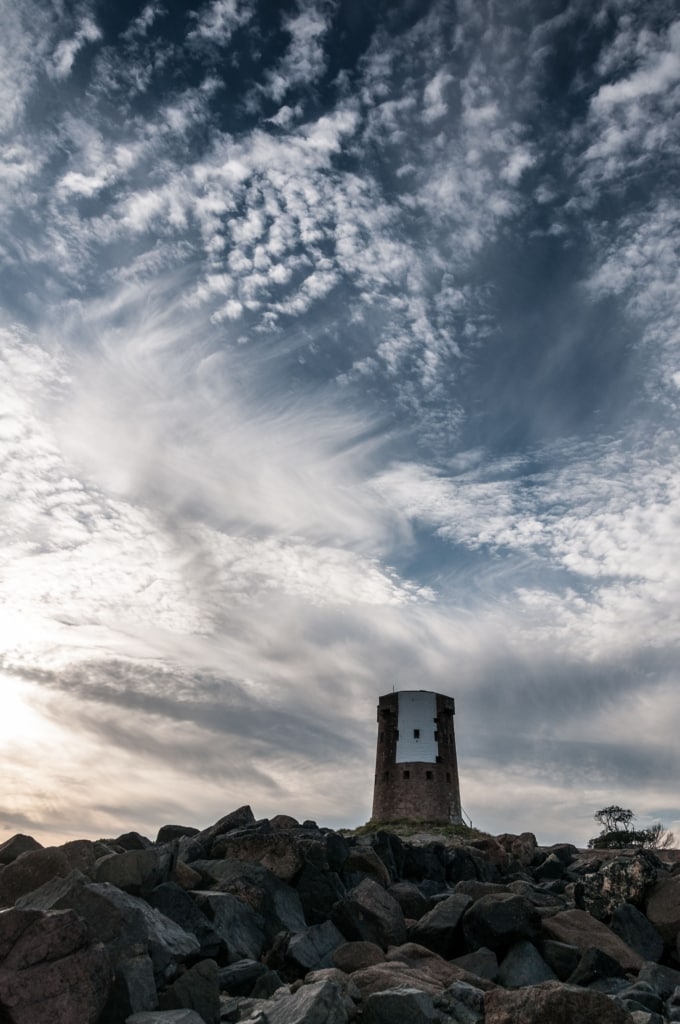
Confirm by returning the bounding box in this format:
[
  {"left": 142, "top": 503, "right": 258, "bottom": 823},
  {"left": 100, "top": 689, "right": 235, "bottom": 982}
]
[{"left": 371, "top": 690, "right": 462, "bottom": 824}]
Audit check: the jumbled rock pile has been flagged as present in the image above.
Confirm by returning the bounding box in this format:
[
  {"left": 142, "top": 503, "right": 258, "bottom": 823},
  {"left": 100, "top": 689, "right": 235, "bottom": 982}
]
[{"left": 1, "top": 808, "right": 680, "bottom": 1023}]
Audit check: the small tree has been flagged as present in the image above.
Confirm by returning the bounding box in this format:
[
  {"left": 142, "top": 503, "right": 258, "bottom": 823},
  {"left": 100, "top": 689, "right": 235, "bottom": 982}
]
[{"left": 588, "top": 805, "right": 675, "bottom": 850}]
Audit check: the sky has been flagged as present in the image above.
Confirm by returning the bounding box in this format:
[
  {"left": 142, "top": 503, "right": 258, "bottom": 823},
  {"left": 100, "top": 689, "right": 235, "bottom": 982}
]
[{"left": 1, "top": 0, "right": 679, "bottom": 849}]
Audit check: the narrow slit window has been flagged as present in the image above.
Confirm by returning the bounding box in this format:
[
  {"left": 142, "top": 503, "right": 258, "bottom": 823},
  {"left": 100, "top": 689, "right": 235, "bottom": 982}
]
[
  {"left": 403, "top": 770, "right": 410, "bottom": 780},
  {"left": 446, "top": 772, "right": 451, "bottom": 782},
  {"left": 413, "top": 728, "right": 420, "bottom": 739},
  {"left": 426, "top": 771, "right": 433, "bottom": 780}
]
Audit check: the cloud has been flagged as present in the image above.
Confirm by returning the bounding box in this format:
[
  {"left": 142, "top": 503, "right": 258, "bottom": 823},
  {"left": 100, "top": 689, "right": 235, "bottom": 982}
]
[{"left": 49, "top": 16, "right": 102, "bottom": 80}]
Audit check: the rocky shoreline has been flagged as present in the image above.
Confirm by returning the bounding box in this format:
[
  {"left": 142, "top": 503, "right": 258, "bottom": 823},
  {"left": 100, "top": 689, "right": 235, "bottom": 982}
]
[{"left": 1, "top": 807, "right": 680, "bottom": 1023}]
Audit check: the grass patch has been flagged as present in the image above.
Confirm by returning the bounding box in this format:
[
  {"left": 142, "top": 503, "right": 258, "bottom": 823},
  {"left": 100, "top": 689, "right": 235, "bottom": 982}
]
[{"left": 340, "top": 819, "right": 489, "bottom": 842}]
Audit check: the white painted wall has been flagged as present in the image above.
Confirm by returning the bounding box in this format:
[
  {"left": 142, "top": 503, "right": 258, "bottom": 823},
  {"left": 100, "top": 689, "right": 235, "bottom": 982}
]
[{"left": 396, "top": 690, "right": 437, "bottom": 763}]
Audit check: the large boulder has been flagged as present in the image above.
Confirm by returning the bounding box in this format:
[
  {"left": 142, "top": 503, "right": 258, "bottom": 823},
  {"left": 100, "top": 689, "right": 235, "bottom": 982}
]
[
  {"left": 99, "top": 954, "right": 157, "bottom": 1023},
  {"left": 408, "top": 893, "right": 472, "bottom": 958},
  {"left": 0, "top": 835, "right": 43, "bottom": 865},
  {"left": 286, "top": 920, "right": 345, "bottom": 972},
  {"left": 582, "top": 853, "right": 660, "bottom": 921},
  {"left": 645, "top": 874, "right": 680, "bottom": 947},
  {"left": 178, "top": 806, "right": 256, "bottom": 862},
  {"left": 293, "top": 861, "right": 345, "bottom": 925},
  {"left": 436, "top": 980, "right": 486, "bottom": 1024},
  {"left": 0, "top": 841, "right": 97, "bottom": 906},
  {"left": 332, "top": 877, "right": 407, "bottom": 949},
  {"left": 542, "top": 909, "right": 644, "bottom": 973},
  {"left": 0, "top": 906, "right": 112, "bottom": 1024},
  {"left": 210, "top": 832, "right": 305, "bottom": 883},
  {"left": 495, "top": 833, "right": 538, "bottom": 869},
  {"left": 463, "top": 893, "right": 541, "bottom": 954},
  {"left": 332, "top": 940, "right": 386, "bottom": 973},
  {"left": 191, "top": 859, "right": 306, "bottom": 937},
  {"left": 147, "top": 883, "right": 224, "bottom": 959},
  {"left": 610, "top": 902, "right": 664, "bottom": 962},
  {"left": 362, "top": 986, "right": 437, "bottom": 1023},
  {"left": 497, "top": 940, "right": 557, "bottom": 988},
  {"left": 158, "top": 958, "right": 221, "bottom": 1024},
  {"left": 17, "top": 873, "right": 199, "bottom": 979},
  {"left": 94, "top": 846, "right": 176, "bottom": 895},
  {"left": 261, "top": 977, "right": 348, "bottom": 1024},
  {"left": 484, "top": 980, "right": 636, "bottom": 1023},
  {"left": 193, "top": 891, "right": 265, "bottom": 963}
]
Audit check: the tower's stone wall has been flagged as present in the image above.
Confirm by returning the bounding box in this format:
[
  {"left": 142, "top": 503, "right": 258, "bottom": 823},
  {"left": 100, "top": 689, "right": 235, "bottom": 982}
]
[{"left": 371, "top": 690, "right": 462, "bottom": 824}]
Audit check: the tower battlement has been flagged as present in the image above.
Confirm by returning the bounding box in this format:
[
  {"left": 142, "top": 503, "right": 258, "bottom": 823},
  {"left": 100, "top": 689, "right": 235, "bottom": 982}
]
[{"left": 371, "top": 690, "right": 462, "bottom": 824}]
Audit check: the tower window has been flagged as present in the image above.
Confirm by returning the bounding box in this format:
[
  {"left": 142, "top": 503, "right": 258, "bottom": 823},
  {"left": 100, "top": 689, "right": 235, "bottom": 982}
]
[
  {"left": 403, "top": 770, "right": 410, "bottom": 780},
  {"left": 380, "top": 732, "right": 384, "bottom": 743},
  {"left": 426, "top": 771, "right": 433, "bottom": 780},
  {"left": 413, "top": 728, "right": 420, "bottom": 739},
  {"left": 436, "top": 755, "right": 442, "bottom": 764},
  {"left": 383, "top": 771, "right": 389, "bottom": 782},
  {"left": 446, "top": 772, "right": 451, "bottom": 782},
  {"left": 434, "top": 731, "right": 439, "bottom": 741}
]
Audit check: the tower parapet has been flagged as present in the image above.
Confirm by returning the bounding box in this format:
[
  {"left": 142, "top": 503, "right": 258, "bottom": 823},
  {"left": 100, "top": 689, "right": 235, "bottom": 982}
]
[{"left": 371, "top": 690, "right": 462, "bottom": 824}]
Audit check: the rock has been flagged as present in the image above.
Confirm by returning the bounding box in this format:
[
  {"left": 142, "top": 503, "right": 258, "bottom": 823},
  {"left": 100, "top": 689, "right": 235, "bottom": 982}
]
[
  {"left": 541, "top": 939, "right": 580, "bottom": 981},
  {"left": 99, "top": 954, "right": 158, "bottom": 1023},
  {"left": 156, "top": 826, "right": 200, "bottom": 844},
  {"left": 447, "top": 846, "right": 496, "bottom": 885},
  {"left": 343, "top": 847, "right": 391, "bottom": 886},
  {"left": 95, "top": 847, "right": 176, "bottom": 896},
  {"left": 332, "top": 878, "right": 407, "bottom": 949},
  {"left": 617, "top": 980, "right": 665, "bottom": 1015},
  {"left": 454, "top": 881, "right": 512, "bottom": 901},
  {"left": 193, "top": 891, "right": 265, "bottom": 963},
  {"left": 363, "top": 986, "right": 437, "bottom": 1023},
  {"left": 409, "top": 893, "right": 471, "bottom": 958},
  {"left": 0, "top": 905, "right": 112, "bottom": 1024},
  {"left": 484, "top": 980, "right": 636, "bottom": 1023},
  {"left": 18, "top": 873, "right": 199, "bottom": 979},
  {"left": 287, "top": 920, "right": 345, "bottom": 972},
  {"left": 637, "top": 961, "right": 680, "bottom": 999},
  {"left": 251, "top": 969, "right": 285, "bottom": 998},
  {"left": 568, "top": 946, "right": 627, "bottom": 986},
  {"left": 542, "top": 909, "right": 644, "bottom": 972},
  {"left": 172, "top": 862, "right": 203, "bottom": 891},
  {"left": 158, "top": 958, "right": 221, "bottom": 1024},
  {"left": 211, "top": 833, "right": 305, "bottom": 883},
  {"left": 192, "top": 859, "right": 306, "bottom": 937},
  {"left": 218, "top": 959, "right": 269, "bottom": 995},
  {"left": 435, "top": 980, "right": 486, "bottom": 1024},
  {"left": 262, "top": 977, "right": 349, "bottom": 1024},
  {"left": 497, "top": 939, "right": 557, "bottom": 987},
  {"left": 450, "top": 946, "right": 498, "bottom": 981},
  {"left": 463, "top": 893, "right": 541, "bottom": 954},
  {"left": 332, "top": 940, "right": 386, "bottom": 973},
  {"left": 294, "top": 862, "right": 345, "bottom": 926},
  {"left": 147, "top": 883, "right": 224, "bottom": 959},
  {"left": 388, "top": 881, "right": 431, "bottom": 920},
  {"left": 270, "top": 815, "right": 300, "bottom": 830},
  {"left": 304, "top": 967, "right": 361, "bottom": 1005},
  {"left": 534, "top": 854, "right": 565, "bottom": 881},
  {"left": 610, "top": 903, "right": 664, "bottom": 963},
  {"left": 582, "top": 853, "right": 660, "bottom": 921},
  {"left": 114, "top": 832, "right": 153, "bottom": 851},
  {"left": 179, "top": 806, "right": 256, "bottom": 862},
  {"left": 0, "top": 834, "right": 43, "bottom": 865},
  {"left": 645, "top": 875, "right": 680, "bottom": 946},
  {"left": 127, "top": 1012, "right": 208, "bottom": 1023},
  {"left": 0, "top": 841, "right": 97, "bottom": 906},
  {"left": 495, "top": 833, "right": 538, "bottom": 868},
  {"left": 401, "top": 843, "right": 448, "bottom": 884},
  {"left": 350, "top": 962, "right": 444, "bottom": 998},
  {"left": 548, "top": 844, "right": 579, "bottom": 865}
]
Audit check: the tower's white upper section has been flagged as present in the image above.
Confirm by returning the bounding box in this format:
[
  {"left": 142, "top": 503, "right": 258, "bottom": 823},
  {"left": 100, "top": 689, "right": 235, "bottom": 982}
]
[{"left": 395, "top": 690, "right": 437, "bottom": 764}]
